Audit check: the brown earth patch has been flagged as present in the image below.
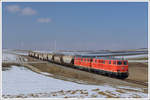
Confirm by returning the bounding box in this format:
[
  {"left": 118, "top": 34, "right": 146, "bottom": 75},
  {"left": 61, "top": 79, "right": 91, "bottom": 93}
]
[
  {"left": 97, "top": 91, "right": 114, "bottom": 98},
  {"left": 126, "top": 62, "right": 148, "bottom": 83}
]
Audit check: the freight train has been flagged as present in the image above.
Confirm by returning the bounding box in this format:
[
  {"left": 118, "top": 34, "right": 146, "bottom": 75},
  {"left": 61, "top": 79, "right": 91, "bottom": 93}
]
[{"left": 28, "top": 51, "right": 129, "bottom": 79}]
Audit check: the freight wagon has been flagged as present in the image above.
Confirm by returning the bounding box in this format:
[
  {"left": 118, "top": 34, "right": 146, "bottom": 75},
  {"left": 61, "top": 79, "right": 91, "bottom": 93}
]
[
  {"left": 38, "top": 53, "right": 43, "bottom": 60},
  {"left": 62, "top": 55, "right": 74, "bottom": 66},
  {"left": 47, "top": 54, "right": 53, "bottom": 61}
]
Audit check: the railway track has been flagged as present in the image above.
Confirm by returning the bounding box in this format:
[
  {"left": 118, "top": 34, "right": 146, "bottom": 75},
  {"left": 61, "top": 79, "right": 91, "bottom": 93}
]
[
  {"left": 27, "top": 55, "right": 148, "bottom": 87},
  {"left": 2, "top": 61, "right": 48, "bottom": 64},
  {"left": 125, "top": 79, "right": 148, "bottom": 86},
  {"left": 71, "top": 63, "right": 148, "bottom": 86},
  {"left": 43, "top": 59, "right": 148, "bottom": 87}
]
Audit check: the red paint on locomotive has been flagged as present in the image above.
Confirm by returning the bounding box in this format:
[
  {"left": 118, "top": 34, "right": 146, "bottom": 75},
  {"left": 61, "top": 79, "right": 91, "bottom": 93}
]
[{"left": 74, "top": 56, "right": 128, "bottom": 73}]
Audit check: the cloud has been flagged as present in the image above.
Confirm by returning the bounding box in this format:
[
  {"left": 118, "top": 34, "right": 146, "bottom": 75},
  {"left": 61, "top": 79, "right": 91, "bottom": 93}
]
[
  {"left": 21, "top": 7, "right": 37, "bottom": 15},
  {"left": 6, "top": 5, "right": 21, "bottom": 13},
  {"left": 6, "top": 5, "right": 37, "bottom": 16},
  {"left": 37, "top": 18, "right": 51, "bottom": 23}
]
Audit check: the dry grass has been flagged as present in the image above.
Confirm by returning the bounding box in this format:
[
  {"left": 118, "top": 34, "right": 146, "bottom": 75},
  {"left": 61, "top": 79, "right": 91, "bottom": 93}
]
[
  {"left": 127, "top": 62, "right": 148, "bottom": 83},
  {"left": 117, "top": 88, "right": 140, "bottom": 93},
  {"left": 131, "top": 94, "right": 141, "bottom": 98},
  {"left": 70, "top": 91, "right": 76, "bottom": 94},
  {"left": 92, "top": 88, "right": 100, "bottom": 91},
  {"left": 97, "top": 91, "right": 114, "bottom": 98},
  {"left": 91, "top": 94, "right": 98, "bottom": 98},
  {"left": 2, "top": 63, "right": 21, "bottom": 67},
  {"left": 128, "top": 57, "right": 148, "bottom": 60},
  {"left": 116, "top": 89, "right": 125, "bottom": 93}
]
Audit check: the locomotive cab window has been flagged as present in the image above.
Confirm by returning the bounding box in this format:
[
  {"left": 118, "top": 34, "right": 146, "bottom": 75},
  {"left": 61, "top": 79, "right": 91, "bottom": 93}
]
[
  {"left": 109, "top": 61, "right": 111, "bottom": 64},
  {"left": 113, "top": 61, "right": 116, "bottom": 64},
  {"left": 124, "top": 61, "right": 127, "bottom": 65},
  {"left": 103, "top": 61, "right": 105, "bottom": 64},
  {"left": 117, "top": 61, "right": 122, "bottom": 65}
]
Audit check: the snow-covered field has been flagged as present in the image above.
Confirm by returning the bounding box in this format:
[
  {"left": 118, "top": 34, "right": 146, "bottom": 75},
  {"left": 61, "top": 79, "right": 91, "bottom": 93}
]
[
  {"left": 2, "top": 50, "right": 28, "bottom": 62},
  {"left": 2, "top": 49, "right": 148, "bottom": 98},
  {"left": 116, "top": 54, "right": 148, "bottom": 59},
  {"left": 128, "top": 60, "right": 148, "bottom": 63},
  {"left": 2, "top": 66, "right": 147, "bottom": 98},
  {"left": 2, "top": 52, "right": 19, "bottom": 62},
  {"left": 11, "top": 51, "right": 28, "bottom": 56},
  {"left": 3, "top": 49, "right": 28, "bottom": 56}
]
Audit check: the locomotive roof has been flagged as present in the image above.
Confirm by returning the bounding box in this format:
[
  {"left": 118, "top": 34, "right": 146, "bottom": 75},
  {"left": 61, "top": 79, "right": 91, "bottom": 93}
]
[
  {"left": 75, "top": 55, "right": 127, "bottom": 60},
  {"left": 95, "top": 57, "right": 126, "bottom": 60}
]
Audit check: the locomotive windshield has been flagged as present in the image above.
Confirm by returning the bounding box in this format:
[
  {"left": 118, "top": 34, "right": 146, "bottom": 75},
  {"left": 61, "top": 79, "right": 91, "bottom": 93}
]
[{"left": 117, "top": 61, "right": 122, "bottom": 65}]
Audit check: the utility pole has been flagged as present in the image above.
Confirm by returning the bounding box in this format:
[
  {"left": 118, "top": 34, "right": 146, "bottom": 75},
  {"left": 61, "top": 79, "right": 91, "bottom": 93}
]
[
  {"left": 21, "top": 41, "right": 23, "bottom": 50},
  {"left": 54, "top": 40, "right": 56, "bottom": 52}
]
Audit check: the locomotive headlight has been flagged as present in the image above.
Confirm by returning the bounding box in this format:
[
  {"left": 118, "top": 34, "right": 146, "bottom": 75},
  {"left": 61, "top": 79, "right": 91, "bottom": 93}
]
[{"left": 121, "top": 67, "right": 125, "bottom": 70}]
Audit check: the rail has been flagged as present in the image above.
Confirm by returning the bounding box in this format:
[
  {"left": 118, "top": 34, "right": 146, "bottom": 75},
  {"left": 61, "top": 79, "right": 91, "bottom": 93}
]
[{"left": 2, "top": 60, "right": 48, "bottom": 64}]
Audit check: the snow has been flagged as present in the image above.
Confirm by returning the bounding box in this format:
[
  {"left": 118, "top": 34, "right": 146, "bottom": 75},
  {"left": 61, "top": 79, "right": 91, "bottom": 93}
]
[
  {"left": 40, "top": 72, "right": 54, "bottom": 76},
  {"left": 117, "top": 54, "right": 148, "bottom": 59},
  {"left": 2, "top": 49, "right": 29, "bottom": 63},
  {"left": 2, "top": 52, "right": 19, "bottom": 62},
  {"left": 2, "top": 49, "right": 148, "bottom": 98},
  {"left": 128, "top": 60, "right": 148, "bottom": 63},
  {"left": 2, "top": 66, "right": 148, "bottom": 98},
  {"left": 33, "top": 50, "right": 53, "bottom": 53},
  {"left": 2, "top": 66, "right": 112, "bottom": 95},
  {"left": 2, "top": 52, "right": 28, "bottom": 62},
  {"left": 12, "top": 52, "right": 28, "bottom": 56}
]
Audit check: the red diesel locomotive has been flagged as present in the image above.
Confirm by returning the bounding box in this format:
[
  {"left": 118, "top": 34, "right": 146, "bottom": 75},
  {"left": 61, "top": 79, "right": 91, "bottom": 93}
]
[{"left": 74, "top": 56, "right": 129, "bottom": 79}]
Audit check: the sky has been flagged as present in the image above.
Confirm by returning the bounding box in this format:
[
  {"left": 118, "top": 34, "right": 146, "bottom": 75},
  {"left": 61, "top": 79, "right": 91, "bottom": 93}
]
[{"left": 2, "top": 2, "right": 148, "bottom": 51}]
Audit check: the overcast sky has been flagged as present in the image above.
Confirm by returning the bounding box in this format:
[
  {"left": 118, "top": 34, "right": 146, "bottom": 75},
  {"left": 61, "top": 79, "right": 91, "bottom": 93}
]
[{"left": 2, "top": 2, "right": 148, "bottom": 51}]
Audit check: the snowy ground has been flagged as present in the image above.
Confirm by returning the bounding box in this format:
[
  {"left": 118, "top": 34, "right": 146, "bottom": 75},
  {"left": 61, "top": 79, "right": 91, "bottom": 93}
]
[
  {"left": 116, "top": 54, "right": 148, "bottom": 63},
  {"left": 2, "top": 50, "right": 28, "bottom": 62},
  {"left": 2, "top": 49, "right": 148, "bottom": 98},
  {"left": 2, "top": 66, "right": 147, "bottom": 98},
  {"left": 2, "top": 52, "right": 19, "bottom": 62},
  {"left": 116, "top": 54, "right": 148, "bottom": 59},
  {"left": 3, "top": 49, "right": 28, "bottom": 55},
  {"left": 11, "top": 51, "right": 28, "bottom": 56},
  {"left": 128, "top": 60, "right": 148, "bottom": 63}
]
